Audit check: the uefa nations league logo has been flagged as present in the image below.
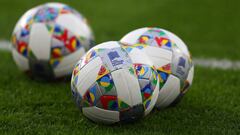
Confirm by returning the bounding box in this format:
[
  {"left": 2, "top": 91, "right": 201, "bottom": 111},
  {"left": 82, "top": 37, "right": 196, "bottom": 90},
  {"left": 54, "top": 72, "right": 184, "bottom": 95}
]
[{"left": 107, "top": 51, "right": 124, "bottom": 67}]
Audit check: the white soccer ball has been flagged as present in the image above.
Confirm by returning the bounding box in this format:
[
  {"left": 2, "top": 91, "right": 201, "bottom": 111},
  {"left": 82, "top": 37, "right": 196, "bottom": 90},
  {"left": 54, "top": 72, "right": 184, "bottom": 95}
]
[
  {"left": 11, "top": 2, "right": 94, "bottom": 79},
  {"left": 120, "top": 27, "right": 194, "bottom": 109},
  {"left": 71, "top": 41, "right": 159, "bottom": 124}
]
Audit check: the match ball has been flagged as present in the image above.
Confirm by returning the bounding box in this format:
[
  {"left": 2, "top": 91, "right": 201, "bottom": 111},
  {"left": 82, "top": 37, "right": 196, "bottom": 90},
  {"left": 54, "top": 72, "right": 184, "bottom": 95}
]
[
  {"left": 120, "top": 27, "right": 194, "bottom": 109},
  {"left": 71, "top": 41, "right": 159, "bottom": 124},
  {"left": 11, "top": 2, "right": 94, "bottom": 79}
]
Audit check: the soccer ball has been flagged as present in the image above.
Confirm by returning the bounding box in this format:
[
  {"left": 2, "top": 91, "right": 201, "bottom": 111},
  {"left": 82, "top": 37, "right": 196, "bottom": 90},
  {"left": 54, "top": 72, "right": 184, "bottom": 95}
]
[
  {"left": 71, "top": 41, "right": 159, "bottom": 124},
  {"left": 11, "top": 2, "right": 94, "bottom": 79},
  {"left": 120, "top": 27, "right": 194, "bottom": 109}
]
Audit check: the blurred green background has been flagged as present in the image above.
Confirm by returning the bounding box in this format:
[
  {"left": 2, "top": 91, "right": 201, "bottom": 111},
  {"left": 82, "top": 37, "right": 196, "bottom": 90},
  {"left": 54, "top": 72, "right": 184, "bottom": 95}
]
[
  {"left": 0, "top": 0, "right": 240, "bottom": 135},
  {"left": 0, "top": 0, "right": 239, "bottom": 59}
]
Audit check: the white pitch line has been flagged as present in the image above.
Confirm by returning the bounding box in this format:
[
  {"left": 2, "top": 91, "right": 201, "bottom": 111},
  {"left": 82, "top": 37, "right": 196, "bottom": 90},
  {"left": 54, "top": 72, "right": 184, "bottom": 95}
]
[
  {"left": 0, "top": 40, "right": 11, "bottom": 51},
  {"left": 0, "top": 40, "right": 240, "bottom": 70},
  {"left": 193, "top": 58, "right": 240, "bottom": 70}
]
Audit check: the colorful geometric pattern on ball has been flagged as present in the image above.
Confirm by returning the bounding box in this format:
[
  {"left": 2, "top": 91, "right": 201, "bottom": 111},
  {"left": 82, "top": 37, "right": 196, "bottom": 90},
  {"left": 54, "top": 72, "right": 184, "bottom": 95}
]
[
  {"left": 120, "top": 28, "right": 194, "bottom": 109},
  {"left": 71, "top": 42, "right": 161, "bottom": 124},
  {"left": 34, "top": 6, "right": 59, "bottom": 22},
  {"left": 134, "top": 64, "right": 158, "bottom": 109},
  {"left": 83, "top": 83, "right": 100, "bottom": 107},
  {"left": 49, "top": 24, "right": 82, "bottom": 67},
  {"left": 82, "top": 49, "right": 98, "bottom": 65},
  {"left": 135, "top": 28, "right": 192, "bottom": 90},
  {"left": 99, "top": 95, "right": 118, "bottom": 111},
  {"left": 12, "top": 4, "right": 84, "bottom": 68},
  {"left": 138, "top": 28, "right": 174, "bottom": 50},
  {"left": 97, "top": 74, "right": 114, "bottom": 93},
  {"left": 71, "top": 46, "right": 134, "bottom": 113},
  {"left": 75, "top": 71, "right": 132, "bottom": 112},
  {"left": 122, "top": 44, "right": 147, "bottom": 53},
  {"left": 122, "top": 43, "right": 169, "bottom": 92},
  {"left": 132, "top": 27, "right": 191, "bottom": 78},
  {"left": 128, "top": 28, "right": 177, "bottom": 89}
]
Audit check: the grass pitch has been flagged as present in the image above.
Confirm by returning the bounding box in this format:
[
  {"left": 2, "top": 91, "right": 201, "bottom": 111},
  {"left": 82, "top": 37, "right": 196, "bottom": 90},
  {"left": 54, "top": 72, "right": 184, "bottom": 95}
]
[{"left": 0, "top": 0, "right": 240, "bottom": 134}]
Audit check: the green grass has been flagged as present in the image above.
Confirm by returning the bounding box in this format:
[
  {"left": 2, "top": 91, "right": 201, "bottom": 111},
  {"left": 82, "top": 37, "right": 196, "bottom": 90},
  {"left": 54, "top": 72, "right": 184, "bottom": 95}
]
[
  {"left": 1, "top": 51, "right": 240, "bottom": 134},
  {"left": 0, "top": 0, "right": 240, "bottom": 134}
]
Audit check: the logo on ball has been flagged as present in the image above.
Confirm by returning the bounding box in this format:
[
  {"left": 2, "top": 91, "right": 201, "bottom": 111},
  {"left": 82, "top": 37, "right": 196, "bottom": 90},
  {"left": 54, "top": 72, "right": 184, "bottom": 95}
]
[{"left": 108, "top": 51, "right": 124, "bottom": 67}]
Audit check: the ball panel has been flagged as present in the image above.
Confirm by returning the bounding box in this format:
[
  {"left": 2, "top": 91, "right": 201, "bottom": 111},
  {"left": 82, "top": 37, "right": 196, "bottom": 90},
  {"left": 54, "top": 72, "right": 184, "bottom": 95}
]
[
  {"left": 13, "top": 7, "right": 39, "bottom": 33},
  {"left": 96, "top": 74, "right": 116, "bottom": 104},
  {"left": 169, "top": 65, "right": 194, "bottom": 106},
  {"left": 144, "top": 78, "right": 159, "bottom": 115},
  {"left": 50, "top": 24, "right": 83, "bottom": 56},
  {"left": 75, "top": 57, "right": 102, "bottom": 95},
  {"left": 171, "top": 47, "right": 191, "bottom": 81},
  {"left": 97, "top": 95, "right": 118, "bottom": 111},
  {"left": 177, "top": 65, "right": 194, "bottom": 96},
  {"left": 93, "top": 41, "right": 121, "bottom": 49},
  {"left": 111, "top": 68, "right": 142, "bottom": 107},
  {"left": 120, "top": 27, "right": 149, "bottom": 45},
  {"left": 134, "top": 64, "right": 159, "bottom": 115},
  {"left": 143, "top": 46, "right": 172, "bottom": 68},
  {"left": 29, "top": 23, "right": 51, "bottom": 60},
  {"left": 12, "top": 33, "right": 29, "bottom": 57},
  {"left": 187, "top": 65, "right": 194, "bottom": 86},
  {"left": 161, "top": 29, "right": 190, "bottom": 57},
  {"left": 95, "top": 47, "right": 132, "bottom": 72},
  {"left": 156, "top": 75, "right": 180, "bottom": 109},
  {"left": 82, "top": 106, "right": 119, "bottom": 124},
  {"left": 56, "top": 14, "right": 92, "bottom": 41},
  {"left": 135, "top": 65, "right": 152, "bottom": 79},
  {"left": 82, "top": 83, "right": 102, "bottom": 107},
  {"left": 45, "top": 2, "right": 66, "bottom": 8},
  {"left": 53, "top": 47, "right": 85, "bottom": 77},
  {"left": 12, "top": 49, "right": 29, "bottom": 71},
  {"left": 96, "top": 65, "right": 110, "bottom": 80},
  {"left": 158, "top": 69, "right": 170, "bottom": 89},
  {"left": 137, "top": 28, "right": 173, "bottom": 50},
  {"left": 125, "top": 47, "right": 153, "bottom": 66}
]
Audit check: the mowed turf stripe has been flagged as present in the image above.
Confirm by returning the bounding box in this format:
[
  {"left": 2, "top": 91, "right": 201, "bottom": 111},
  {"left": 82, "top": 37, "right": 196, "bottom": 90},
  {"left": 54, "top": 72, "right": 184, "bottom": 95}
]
[{"left": 1, "top": 40, "right": 240, "bottom": 70}]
